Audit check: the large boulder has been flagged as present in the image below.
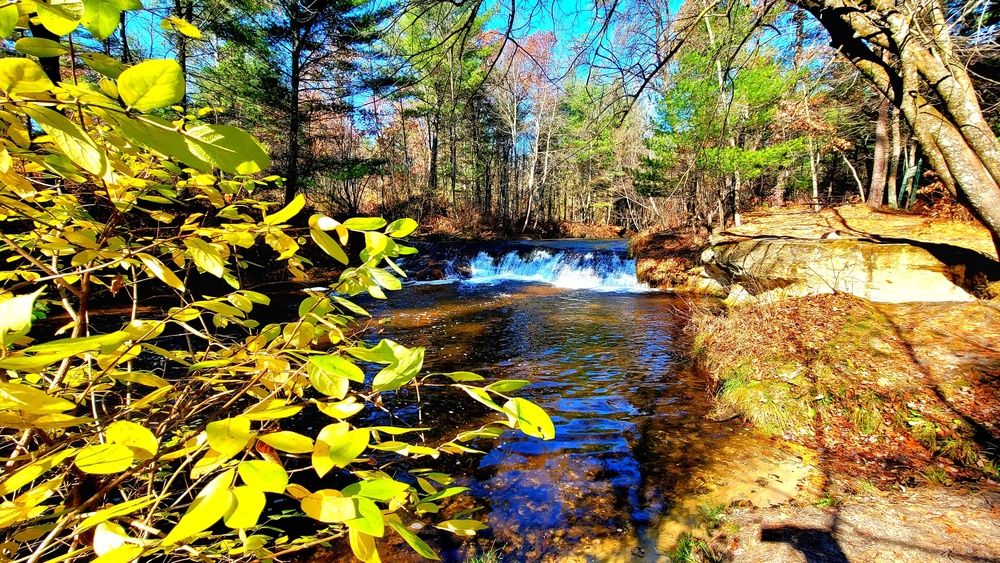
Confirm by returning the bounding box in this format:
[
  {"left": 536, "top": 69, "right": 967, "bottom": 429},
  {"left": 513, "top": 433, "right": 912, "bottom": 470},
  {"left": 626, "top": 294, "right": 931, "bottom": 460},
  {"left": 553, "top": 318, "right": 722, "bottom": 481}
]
[{"left": 702, "top": 238, "right": 979, "bottom": 304}]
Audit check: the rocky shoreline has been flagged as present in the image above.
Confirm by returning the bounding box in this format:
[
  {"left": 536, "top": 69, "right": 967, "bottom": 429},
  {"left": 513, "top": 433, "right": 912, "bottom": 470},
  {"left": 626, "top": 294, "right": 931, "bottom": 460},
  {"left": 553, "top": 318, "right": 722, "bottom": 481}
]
[{"left": 631, "top": 207, "right": 1000, "bottom": 306}]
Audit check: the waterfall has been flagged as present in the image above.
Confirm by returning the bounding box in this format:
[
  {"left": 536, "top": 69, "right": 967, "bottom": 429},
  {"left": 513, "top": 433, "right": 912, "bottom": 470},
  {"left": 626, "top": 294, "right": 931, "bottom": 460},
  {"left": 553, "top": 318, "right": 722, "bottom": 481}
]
[
  {"left": 410, "top": 240, "right": 651, "bottom": 292},
  {"left": 463, "top": 249, "right": 647, "bottom": 290}
]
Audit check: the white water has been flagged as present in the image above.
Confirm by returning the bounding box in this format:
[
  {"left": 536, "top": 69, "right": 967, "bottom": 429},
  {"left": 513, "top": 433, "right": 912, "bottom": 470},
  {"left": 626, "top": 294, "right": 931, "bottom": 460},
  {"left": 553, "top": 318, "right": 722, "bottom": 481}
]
[{"left": 463, "top": 249, "right": 650, "bottom": 292}]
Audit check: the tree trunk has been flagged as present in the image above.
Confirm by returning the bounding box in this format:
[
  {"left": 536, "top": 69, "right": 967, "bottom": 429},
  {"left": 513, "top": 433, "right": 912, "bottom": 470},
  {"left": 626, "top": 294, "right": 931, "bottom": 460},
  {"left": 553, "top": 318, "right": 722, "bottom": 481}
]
[
  {"left": 28, "top": 24, "right": 62, "bottom": 85},
  {"left": 840, "top": 151, "right": 865, "bottom": 202},
  {"left": 428, "top": 114, "right": 439, "bottom": 193},
  {"left": 522, "top": 97, "right": 543, "bottom": 233},
  {"left": 285, "top": 66, "right": 301, "bottom": 204},
  {"left": 284, "top": 5, "right": 303, "bottom": 205},
  {"left": 792, "top": 0, "right": 1000, "bottom": 253},
  {"left": 447, "top": 56, "right": 458, "bottom": 217},
  {"left": 173, "top": 0, "right": 194, "bottom": 111},
  {"left": 808, "top": 136, "right": 820, "bottom": 211},
  {"left": 772, "top": 169, "right": 788, "bottom": 207},
  {"left": 887, "top": 106, "right": 901, "bottom": 209},
  {"left": 868, "top": 96, "right": 889, "bottom": 208},
  {"left": 449, "top": 120, "right": 457, "bottom": 216},
  {"left": 119, "top": 12, "right": 131, "bottom": 63}
]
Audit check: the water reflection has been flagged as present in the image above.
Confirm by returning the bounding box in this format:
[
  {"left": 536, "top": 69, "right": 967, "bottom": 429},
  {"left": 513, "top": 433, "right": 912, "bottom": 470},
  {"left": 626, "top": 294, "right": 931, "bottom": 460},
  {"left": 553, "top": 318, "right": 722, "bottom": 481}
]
[{"left": 343, "top": 279, "right": 713, "bottom": 561}]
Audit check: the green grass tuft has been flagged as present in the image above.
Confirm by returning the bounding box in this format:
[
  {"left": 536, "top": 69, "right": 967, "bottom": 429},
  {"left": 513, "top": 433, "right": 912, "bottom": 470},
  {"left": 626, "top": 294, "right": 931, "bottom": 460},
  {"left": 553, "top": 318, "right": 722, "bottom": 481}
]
[
  {"left": 922, "top": 467, "right": 949, "bottom": 485},
  {"left": 671, "top": 534, "right": 720, "bottom": 563},
  {"left": 697, "top": 503, "right": 728, "bottom": 528},
  {"left": 717, "top": 369, "right": 805, "bottom": 436},
  {"left": 910, "top": 420, "right": 938, "bottom": 450},
  {"left": 938, "top": 438, "right": 978, "bottom": 466},
  {"left": 466, "top": 544, "right": 506, "bottom": 563},
  {"left": 814, "top": 494, "right": 841, "bottom": 507},
  {"left": 849, "top": 391, "right": 883, "bottom": 435}
]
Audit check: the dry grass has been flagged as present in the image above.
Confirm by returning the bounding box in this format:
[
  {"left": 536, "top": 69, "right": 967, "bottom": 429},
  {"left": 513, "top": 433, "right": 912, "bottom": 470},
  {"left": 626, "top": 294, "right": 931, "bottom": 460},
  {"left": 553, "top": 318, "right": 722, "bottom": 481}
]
[
  {"left": 690, "top": 294, "right": 995, "bottom": 487},
  {"left": 629, "top": 228, "right": 706, "bottom": 288}
]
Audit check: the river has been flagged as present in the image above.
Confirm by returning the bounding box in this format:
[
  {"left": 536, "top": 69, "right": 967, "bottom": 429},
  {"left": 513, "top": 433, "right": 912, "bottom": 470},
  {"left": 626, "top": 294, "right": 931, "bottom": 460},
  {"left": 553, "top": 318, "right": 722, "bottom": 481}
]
[{"left": 311, "top": 239, "right": 790, "bottom": 562}]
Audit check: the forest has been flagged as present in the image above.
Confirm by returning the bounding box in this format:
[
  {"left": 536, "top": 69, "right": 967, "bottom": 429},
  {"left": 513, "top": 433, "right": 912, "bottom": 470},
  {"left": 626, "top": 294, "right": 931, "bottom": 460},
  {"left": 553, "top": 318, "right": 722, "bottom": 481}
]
[
  {"left": 30, "top": 0, "right": 996, "bottom": 237},
  {"left": 1, "top": 0, "right": 1000, "bottom": 561}
]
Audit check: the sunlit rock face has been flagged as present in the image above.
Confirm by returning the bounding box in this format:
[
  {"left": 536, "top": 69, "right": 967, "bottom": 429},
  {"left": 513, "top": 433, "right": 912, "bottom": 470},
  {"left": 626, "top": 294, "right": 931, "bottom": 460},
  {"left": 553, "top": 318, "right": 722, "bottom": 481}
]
[{"left": 702, "top": 238, "right": 977, "bottom": 305}]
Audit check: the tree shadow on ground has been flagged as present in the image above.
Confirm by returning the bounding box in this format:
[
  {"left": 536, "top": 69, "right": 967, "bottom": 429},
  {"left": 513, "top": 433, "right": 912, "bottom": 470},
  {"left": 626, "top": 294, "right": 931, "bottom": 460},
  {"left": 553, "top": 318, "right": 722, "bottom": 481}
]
[{"left": 760, "top": 523, "right": 850, "bottom": 563}]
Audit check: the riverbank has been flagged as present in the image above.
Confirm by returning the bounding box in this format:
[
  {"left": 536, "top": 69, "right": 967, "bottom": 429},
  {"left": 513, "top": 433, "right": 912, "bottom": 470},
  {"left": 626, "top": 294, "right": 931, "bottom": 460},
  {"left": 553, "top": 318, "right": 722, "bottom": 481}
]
[
  {"left": 631, "top": 204, "right": 1000, "bottom": 302},
  {"left": 683, "top": 295, "right": 1000, "bottom": 562},
  {"left": 634, "top": 205, "right": 1000, "bottom": 562}
]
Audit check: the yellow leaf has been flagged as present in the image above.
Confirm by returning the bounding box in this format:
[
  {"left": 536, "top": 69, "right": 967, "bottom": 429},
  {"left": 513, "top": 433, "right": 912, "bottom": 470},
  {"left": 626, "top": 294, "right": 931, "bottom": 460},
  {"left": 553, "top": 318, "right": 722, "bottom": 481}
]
[
  {"left": 0, "top": 380, "right": 75, "bottom": 414},
  {"left": 308, "top": 213, "right": 342, "bottom": 231},
  {"left": 311, "top": 422, "right": 348, "bottom": 478},
  {"left": 327, "top": 428, "right": 369, "bottom": 469},
  {"left": 0, "top": 449, "right": 74, "bottom": 496},
  {"left": 0, "top": 476, "right": 62, "bottom": 529},
  {"left": 91, "top": 544, "right": 142, "bottom": 563},
  {"left": 0, "top": 411, "right": 91, "bottom": 430},
  {"left": 75, "top": 443, "right": 134, "bottom": 474},
  {"left": 0, "top": 5, "right": 17, "bottom": 39},
  {"left": 106, "top": 420, "right": 158, "bottom": 460},
  {"left": 503, "top": 398, "right": 555, "bottom": 440},
  {"left": 14, "top": 37, "right": 68, "bottom": 58},
  {"left": 300, "top": 489, "right": 355, "bottom": 523},
  {"left": 126, "top": 385, "right": 171, "bottom": 410},
  {"left": 385, "top": 218, "right": 418, "bottom": 238},
  {"left": 162, "top": 469, "right": 235, "bottom": 545},
  {"left": 222, "top": 486, "right": 264, "bottom": 529},
  {"left": 36, "top": 0, "right": 82, "bottom": 36},
  {"left": 258, "top": 431, "right": 313, "bottom": 453},
  {"left": 183, "top": 237, "right": 225, "bottom": 278},
  {"left": 237, "top": 460, "right": 287, "bottom": 494},
  {"left": 190, "top": 448, "right": 231, "bottom": 479},
  {"left": 349, "top": 528, "right": 381, "bottom": 563},
  {"left": 159, "top": 16, "right": 201, "bottom": 39},
  {"left": 22, "top": 105, "right": 108, "bottom": 176},
  {"left": 185, "top": 124, "right": 270, "bottom": 175},
  {"left": 112, "top": 371, "right": 170, "bottom": 389},
  {"left": 99, "top": 77, "right": 119, "bottom": 99},
  {"left": 314, "top": 397, "right": 364, "bottom": 420},
  {"left": 242, "top": 398, "right": 302, "bottom": 421},
  {"left": 206, "top": 416, "right": 251, "bottom": 458},
  {"left": 0, "top": 288, "right": 43, "bottom": 349},
  {"left": 0, "top": 59, "right": 55, "bottom": 96},
  {"left": 310, "top": 227, "right": 349, "bottom": 264},
  {"left": 96, "top": 344, "right": 141, "bottom": 371},
  {"left": 81, "top": 0, "right": 121, "bottom": 41},
  {"left": 78, "top": 495, "right": 157, "bottom": 531},
  {"left": 265, "top": 230, "right": 299, "bottom": 261},
  {"left": 118, "top": 59, "right": 184, "bottom": 112},
  {"left": 137, "top": 253, "right": 184, "bottom": 291},
  {"left": 264, "top": 193, "right": 304, "bottom": 225},
  {"left": 285, "top": 483, "right": 310, "bottom": 500},
  {"left": 364, "top": 231, "right": 389, "bottom": 256},
  {"left": 434, "top": 519, "right": 488, "bottom": 536},
  {"left": 7, "top": 121, "right": 30, "bottom": 148},
  {"left": 388, "top": 517, "right": 439, "bottom": 560},
  {"left": 93, "top": 521, "right": 128, "bottom": 556}
]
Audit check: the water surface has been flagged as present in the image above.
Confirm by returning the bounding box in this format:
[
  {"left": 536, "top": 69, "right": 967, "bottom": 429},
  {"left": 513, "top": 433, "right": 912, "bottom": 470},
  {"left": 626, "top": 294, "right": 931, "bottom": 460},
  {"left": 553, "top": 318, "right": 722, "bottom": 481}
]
[{"left": 321, "top": 240, "right": 770, "bottom": 562}]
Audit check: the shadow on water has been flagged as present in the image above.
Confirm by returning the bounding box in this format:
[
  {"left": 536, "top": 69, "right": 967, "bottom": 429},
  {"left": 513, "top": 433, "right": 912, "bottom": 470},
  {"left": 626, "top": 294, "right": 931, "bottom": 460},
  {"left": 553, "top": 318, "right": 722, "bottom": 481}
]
[{"left": 305, "top": 241, "right": 819, "bottom": 562}]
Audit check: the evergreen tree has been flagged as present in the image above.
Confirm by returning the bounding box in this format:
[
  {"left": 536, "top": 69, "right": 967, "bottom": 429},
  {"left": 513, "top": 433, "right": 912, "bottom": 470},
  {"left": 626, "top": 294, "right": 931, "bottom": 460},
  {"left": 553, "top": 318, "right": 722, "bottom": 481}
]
[{"left": 196, "top": 0, "right": 393, "bottom": 204}]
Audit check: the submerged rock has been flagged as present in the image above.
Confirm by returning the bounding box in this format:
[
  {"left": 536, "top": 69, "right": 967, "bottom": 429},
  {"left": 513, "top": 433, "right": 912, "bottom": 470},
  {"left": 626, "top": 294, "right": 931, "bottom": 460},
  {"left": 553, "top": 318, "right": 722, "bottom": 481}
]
[{"left": 703, "top": 237, "right": 981, "bottom": 304}]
